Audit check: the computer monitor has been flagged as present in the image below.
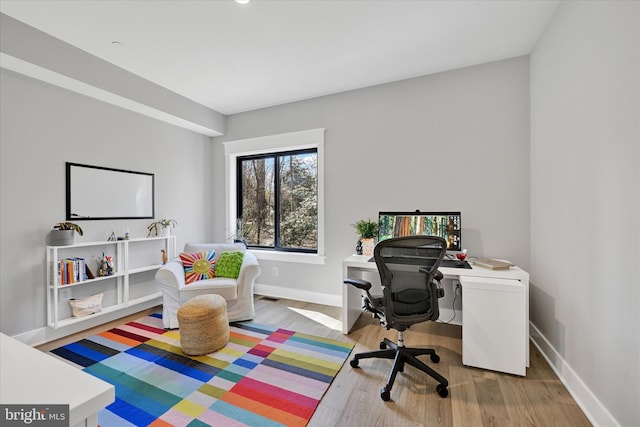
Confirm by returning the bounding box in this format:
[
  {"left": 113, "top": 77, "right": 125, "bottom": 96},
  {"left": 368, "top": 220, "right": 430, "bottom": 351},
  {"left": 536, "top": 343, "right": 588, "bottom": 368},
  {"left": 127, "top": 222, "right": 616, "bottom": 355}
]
[{"left": 378, "top": 211, "right": 462, "bottom": 251}]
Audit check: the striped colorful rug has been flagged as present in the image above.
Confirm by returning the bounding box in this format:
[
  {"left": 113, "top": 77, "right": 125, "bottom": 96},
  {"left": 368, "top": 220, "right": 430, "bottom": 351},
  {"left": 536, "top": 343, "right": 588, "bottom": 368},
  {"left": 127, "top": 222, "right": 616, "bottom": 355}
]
[{"left": 50, "top": 313, "right": 353, "bottom": 427}]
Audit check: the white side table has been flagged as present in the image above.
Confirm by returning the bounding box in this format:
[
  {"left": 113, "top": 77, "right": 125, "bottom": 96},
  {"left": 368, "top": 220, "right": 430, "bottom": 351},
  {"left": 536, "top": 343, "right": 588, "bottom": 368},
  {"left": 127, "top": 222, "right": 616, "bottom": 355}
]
[{"left": 0, "top": 333, "right": 114, "bottom": 427}]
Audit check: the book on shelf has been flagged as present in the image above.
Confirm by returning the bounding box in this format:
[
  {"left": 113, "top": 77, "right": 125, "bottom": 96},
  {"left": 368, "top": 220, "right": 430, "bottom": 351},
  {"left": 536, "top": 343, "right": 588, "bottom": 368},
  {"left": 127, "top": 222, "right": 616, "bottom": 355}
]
[
  {"left": 472, "top": 258, "right": 512, "bottom": 270},
  {"left": 53, "top": 257, "right": 88, "bottom": 285}
]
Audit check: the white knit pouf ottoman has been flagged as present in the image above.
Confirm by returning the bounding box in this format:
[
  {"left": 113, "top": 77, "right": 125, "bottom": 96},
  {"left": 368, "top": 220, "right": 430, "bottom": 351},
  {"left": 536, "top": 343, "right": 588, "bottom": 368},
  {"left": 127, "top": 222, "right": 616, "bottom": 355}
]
[{"left": 177, "top": 294, "right": 229, "bottom": 356}]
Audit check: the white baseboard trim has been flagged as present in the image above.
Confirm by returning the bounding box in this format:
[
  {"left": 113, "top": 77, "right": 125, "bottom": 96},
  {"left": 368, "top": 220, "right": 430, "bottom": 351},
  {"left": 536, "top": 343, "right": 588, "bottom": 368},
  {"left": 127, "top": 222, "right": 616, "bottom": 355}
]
[
  {"left": 529, "top": 322, "right": 620, "bottom": 427},
  {"left": 254, "top": 283, "right": 342, "bottom": 307},
  {"left": 12, "top": 327, "right": 48, "bottom": 347},
  {"left": 12, "top": 297, "right": 162, "bottom": 347}
]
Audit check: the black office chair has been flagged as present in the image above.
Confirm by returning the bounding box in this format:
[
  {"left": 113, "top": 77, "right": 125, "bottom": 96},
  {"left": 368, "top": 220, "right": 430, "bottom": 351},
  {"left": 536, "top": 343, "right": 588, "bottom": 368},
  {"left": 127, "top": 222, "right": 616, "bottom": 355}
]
[{"left": 344, "top": 235, "right": 449, "bottom": 401}]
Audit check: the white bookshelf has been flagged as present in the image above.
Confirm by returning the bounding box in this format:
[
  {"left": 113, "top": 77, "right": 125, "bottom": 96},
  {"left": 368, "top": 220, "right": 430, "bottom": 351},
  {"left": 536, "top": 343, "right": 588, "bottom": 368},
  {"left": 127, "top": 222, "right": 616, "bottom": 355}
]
[{"left": 46, "top": 236, "right": 176, "bottom": 329}]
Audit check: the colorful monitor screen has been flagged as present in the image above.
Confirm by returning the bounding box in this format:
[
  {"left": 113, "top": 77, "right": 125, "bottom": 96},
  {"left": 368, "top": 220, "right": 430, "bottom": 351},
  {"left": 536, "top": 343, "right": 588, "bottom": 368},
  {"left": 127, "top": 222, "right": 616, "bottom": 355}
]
[{"left": 378, "top": 211, "right": 462, "bottom": 251}]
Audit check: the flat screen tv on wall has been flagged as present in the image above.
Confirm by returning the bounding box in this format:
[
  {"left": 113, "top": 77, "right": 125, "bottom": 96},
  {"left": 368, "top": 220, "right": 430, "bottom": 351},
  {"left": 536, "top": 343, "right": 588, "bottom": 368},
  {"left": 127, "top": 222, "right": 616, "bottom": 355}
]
[
  {"left": 378, "top": 211, "right": 462, "bottom": 251},
  {"left": 66, "top": 162, "right": 154, "bottom": 220}
]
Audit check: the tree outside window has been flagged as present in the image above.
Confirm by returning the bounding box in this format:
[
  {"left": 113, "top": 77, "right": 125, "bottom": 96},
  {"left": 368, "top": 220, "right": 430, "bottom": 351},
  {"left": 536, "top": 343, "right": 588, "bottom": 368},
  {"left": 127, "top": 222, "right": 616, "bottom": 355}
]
[{"left": 237, "top": 149, "right": 317, "bottom": 252}]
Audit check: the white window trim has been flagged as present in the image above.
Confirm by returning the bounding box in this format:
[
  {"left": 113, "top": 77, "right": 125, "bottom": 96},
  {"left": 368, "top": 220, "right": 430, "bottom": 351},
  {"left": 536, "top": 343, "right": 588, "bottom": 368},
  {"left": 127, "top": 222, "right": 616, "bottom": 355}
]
[{"left": 224, "top": 128, "right": 325, "bottom": 264}]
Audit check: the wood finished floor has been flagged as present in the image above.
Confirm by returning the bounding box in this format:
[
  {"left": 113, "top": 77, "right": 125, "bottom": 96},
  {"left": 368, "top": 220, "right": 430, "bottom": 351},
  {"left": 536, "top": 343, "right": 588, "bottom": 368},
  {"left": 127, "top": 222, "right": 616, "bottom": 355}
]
[{"left": 37, "top": 296, "right": 592, "bottom": 427}]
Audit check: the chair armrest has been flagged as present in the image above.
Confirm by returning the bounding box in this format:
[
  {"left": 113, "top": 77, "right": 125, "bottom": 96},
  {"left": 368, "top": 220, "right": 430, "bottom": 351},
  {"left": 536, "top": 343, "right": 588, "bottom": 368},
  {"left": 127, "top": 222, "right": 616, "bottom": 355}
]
[
  {"left": 155, "top": 259, "right": 185, "bottom": 288},
  {"left": 236, "top": 251, "right": 261, "bottom": 298},
  {"left": 433, "top": 269, "right": 445, "bottom": 298},
  {"left": 418, "top": 267, "right": 443, "bottom": 281},
  {"left": 344, "top": 278, "right": 372, "bottom": 291},
  {"left": 418, "top": 267, "right": 445, "bottom": 298},
  {"left": 434, "top": 279, "right": 445, "bottom": 298}
]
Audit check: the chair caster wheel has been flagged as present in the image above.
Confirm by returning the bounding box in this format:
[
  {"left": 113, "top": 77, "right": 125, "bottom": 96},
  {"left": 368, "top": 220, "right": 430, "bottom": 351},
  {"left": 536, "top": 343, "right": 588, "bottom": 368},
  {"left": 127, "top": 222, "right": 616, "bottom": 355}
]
[
  {"left": 430, "top": 353, "right": 440, "bottom": 363},
  {"left": 379, "top": 341, "right": 386, "bottom": 349},
  {"left": 350, "top": 359, "right": 359, "bottom": 368},
  {"left": 436, "top": 384, "right": 448, "bottom": 398},
  {"left": 380, "top": 387, "right": 391, "bottom": 401}
]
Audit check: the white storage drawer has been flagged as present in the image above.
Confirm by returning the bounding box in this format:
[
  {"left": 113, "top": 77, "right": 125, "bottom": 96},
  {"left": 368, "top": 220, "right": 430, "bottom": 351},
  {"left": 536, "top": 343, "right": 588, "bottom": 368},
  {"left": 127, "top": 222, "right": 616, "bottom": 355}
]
[{"left": 460, "top": 276, "right": 527, "bottom": 376}]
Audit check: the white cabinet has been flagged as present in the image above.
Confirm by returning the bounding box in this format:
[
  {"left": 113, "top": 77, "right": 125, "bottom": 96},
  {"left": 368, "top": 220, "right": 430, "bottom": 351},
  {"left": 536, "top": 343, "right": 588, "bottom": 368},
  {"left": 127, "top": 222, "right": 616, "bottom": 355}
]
[
  {"left": 46, "top": 236, "right": 176, "bottom": 329},
  {"left": 460, "top": 276, "right": 527, "bottom": 376}
]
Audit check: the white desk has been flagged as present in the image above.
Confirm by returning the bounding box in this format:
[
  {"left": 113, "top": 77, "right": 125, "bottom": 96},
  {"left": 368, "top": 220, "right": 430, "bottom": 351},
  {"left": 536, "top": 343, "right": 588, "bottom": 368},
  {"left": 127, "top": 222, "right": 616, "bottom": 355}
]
[
  {"left": 0, "top": 333, "right": 114, "bottom": 427},
  {"left": 342, "top": 255, "right": 530, "bottom": 376}
]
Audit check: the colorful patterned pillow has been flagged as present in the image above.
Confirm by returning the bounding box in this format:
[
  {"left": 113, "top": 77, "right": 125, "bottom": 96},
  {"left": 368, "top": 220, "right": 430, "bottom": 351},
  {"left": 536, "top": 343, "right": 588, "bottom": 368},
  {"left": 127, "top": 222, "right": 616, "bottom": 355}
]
[
  {"left": 180, "top": 250, "right": 216, "bottom": 284},
  {"left": 215, "top": 251, "right": 244, "bottom": 279}
]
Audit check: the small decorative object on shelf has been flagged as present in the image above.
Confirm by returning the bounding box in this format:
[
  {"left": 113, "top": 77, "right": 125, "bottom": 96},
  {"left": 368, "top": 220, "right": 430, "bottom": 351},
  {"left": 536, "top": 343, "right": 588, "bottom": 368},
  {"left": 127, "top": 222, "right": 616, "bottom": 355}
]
[
  {"left": 161, "top": 249, "right": 168, "bottom": 264},
  {"left": 106, "top": 255, "right": 114, "bottom": 275},
  {"left": 352, "top": 219, "right": 378, "bottom": 257},
  {"left": 97, "top": 252, "right": 114, "bottom": 277},
  {"left": 147, "top": 219, "right": 178, "bottom": 237},
  {"left": 85, "top": 264, "right": 95, "bottom": 280},
  {"left": 48, "top": 221, "right": 84, "bottom": 246}
]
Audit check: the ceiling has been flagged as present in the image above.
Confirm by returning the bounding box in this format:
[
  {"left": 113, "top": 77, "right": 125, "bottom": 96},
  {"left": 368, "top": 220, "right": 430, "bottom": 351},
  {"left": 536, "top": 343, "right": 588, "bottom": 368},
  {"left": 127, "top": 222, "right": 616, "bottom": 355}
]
[{"left": 0, "top": 0, "right": 559, "bottom": 115}]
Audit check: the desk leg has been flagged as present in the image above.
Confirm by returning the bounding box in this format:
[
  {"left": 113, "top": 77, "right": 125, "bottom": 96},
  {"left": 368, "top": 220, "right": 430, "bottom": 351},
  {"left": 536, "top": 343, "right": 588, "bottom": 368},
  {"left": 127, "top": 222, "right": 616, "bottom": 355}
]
[
  {"left": 342, "top": 265, "right": 364, "bottom": 334},
  {"left": 71, "top": 413, "right": 98, "bottom": 427}
]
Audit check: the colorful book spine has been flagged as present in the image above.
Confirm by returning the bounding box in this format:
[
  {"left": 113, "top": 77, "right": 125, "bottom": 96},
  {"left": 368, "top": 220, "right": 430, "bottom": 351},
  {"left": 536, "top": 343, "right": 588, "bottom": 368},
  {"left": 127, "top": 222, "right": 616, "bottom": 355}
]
[
  {"left": 74, "top": 257, "right": 86, "bottom": 281},
  {"left": 64, "top": 259, "right": 74, "bottom": 284},
  {"left": 58, "top": 258, "right": 87, "bottom": 284}
]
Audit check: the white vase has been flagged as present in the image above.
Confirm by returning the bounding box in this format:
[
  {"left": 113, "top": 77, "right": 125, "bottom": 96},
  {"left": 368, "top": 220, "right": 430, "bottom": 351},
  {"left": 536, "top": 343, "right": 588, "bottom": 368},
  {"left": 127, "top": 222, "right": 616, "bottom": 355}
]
[
  {"left": 361, "top": 238, "right": 375, "bottom": 256},
  {"left": 48, "top": 229, "right": 75, "bottom": 246},
  {"left": 162, "top": 227, "right": 171, "bottom": 237}
]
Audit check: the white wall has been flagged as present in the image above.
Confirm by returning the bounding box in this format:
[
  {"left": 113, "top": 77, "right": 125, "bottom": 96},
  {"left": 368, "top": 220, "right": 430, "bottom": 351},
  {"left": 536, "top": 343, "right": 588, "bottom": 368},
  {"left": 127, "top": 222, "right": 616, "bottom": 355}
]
[
  {"left": 0, "top": 68, "right": 215, "bottom": 337},
  {"left": 212, "top": 57, "right": 531, "bottom": 302},
  {"left": 530, "top": 2, "right": 640, "bottom": 426}
]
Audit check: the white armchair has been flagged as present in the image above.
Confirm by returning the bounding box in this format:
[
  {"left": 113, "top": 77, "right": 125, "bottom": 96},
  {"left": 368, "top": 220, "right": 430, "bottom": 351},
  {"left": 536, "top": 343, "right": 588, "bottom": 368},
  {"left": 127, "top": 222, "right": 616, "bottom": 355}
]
[{"left": 155, "top": 242, "right": 261, "bottom": 329}]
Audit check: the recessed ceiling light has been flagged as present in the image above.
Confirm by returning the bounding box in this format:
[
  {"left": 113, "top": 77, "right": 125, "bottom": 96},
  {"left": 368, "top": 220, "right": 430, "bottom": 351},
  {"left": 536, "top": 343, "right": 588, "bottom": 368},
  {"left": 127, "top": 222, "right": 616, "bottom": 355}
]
[{"left": 235, "top": 0, "right": 250, "bottom": 4}]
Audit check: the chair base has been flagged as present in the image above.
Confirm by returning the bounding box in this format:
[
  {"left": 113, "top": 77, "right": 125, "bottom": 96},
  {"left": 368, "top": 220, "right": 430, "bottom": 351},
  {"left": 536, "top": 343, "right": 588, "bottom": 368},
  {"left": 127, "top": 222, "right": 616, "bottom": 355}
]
[{"left": 350, "top": 337, "right": 449, "bottom": 401}]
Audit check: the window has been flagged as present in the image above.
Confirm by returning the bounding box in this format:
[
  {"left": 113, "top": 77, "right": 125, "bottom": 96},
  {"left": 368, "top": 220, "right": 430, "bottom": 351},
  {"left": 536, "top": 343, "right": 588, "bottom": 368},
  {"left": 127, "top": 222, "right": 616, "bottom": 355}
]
[
  {"left": 237, "top": 149, "right": 317, "bottom": 252},
  {"left": 224, "top": 128, "right": 325, "bottom": 263}
]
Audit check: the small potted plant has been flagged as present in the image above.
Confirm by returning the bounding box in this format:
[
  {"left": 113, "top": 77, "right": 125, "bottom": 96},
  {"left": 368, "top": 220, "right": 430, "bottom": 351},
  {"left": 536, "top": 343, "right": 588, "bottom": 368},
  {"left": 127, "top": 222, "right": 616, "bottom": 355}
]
[
  {"left": 49, "top": 221, "right": 84, "bottom": 246},
  {"left": 147, "top": 219, "right": 178, "bottom": 237},
  {"left": 352, "top": 219, "right": 378, "bottom": 256}
]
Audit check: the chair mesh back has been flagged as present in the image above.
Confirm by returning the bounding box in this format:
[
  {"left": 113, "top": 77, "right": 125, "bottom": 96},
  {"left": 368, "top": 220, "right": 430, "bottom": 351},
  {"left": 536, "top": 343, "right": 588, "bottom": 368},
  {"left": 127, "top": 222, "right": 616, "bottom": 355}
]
[{"left": 374, "top": 236, "right": 447, "bottom": 325}]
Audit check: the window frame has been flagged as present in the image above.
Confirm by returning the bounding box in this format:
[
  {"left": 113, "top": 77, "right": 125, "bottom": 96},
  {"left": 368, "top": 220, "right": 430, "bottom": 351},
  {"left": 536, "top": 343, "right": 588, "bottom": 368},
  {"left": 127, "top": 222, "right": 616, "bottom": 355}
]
[
  {"left": 224, "top": 129, "right": 325, "bottom": 264},
  {"left": 236, "top": 147, "right": 318, "bottom": 253}
]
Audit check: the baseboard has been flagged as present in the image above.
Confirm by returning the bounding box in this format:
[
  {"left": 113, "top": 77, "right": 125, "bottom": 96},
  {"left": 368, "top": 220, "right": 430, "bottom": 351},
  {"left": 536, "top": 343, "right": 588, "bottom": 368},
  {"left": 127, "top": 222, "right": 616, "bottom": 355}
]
[
  {"left": 254, "top": 284, "right": 461, "bottom": 325},
  {"left": 254, "top": 283, "right": 342, "bottom": 307},
  {"left": 12, "top": 327, "right": 48, "bottom": 347},
  {"left": 529, "top": 322, "right": 620, "bottom": 427},
  {"left": 12, "top": 297, "right": 162, "bottom": 347}
]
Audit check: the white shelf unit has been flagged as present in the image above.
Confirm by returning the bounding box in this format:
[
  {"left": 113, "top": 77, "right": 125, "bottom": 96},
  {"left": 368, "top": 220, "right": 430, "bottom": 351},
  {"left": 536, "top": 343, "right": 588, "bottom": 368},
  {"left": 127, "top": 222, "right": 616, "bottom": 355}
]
[{"left": 46, "top": 236, "right": 176, "bottom": 329}]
